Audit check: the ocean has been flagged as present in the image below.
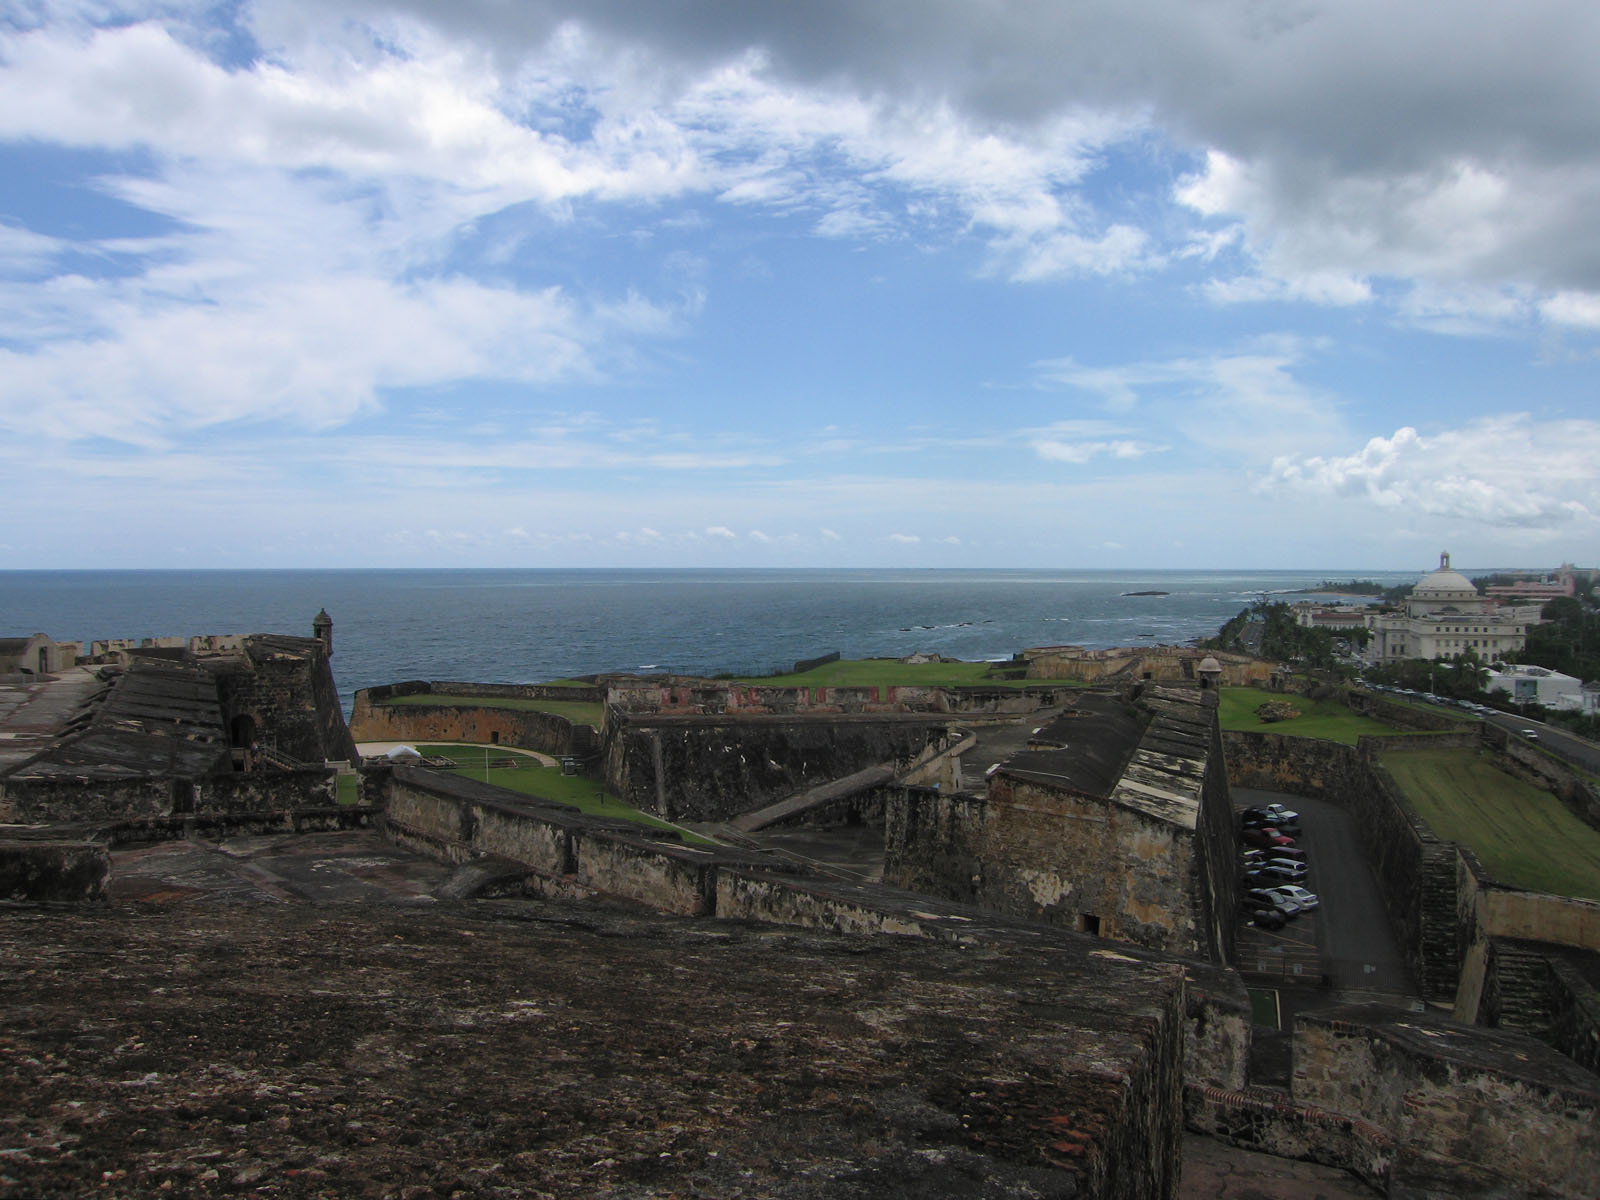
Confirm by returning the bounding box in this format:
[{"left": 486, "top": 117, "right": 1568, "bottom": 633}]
[{"left": 1, "top": 568, "right": 1411, "bottom": 712}]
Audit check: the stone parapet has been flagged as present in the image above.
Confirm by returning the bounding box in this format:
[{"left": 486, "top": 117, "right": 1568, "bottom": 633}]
[{"left": 0, "top": 839, "right": 110, "bottom": 901}]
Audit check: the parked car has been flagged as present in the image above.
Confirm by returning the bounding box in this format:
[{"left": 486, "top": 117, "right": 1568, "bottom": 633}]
[
  {"left": 1242, "top": 828, "right": 1296, "bottom": 849},
  {"left": 1263, "top": 856, "right": 1307, "bottom": 873},
  {"left": 1244, "top": 887, "right": 1301, "bottom": 915},
  {"left": 1264, "top": 845, "right": 1305, "bottom": 861},
  {"left": 1261, "top": 803, "right": 1300, "bottom": 822},
  {"left": 1266, "top": 885, "right": 1320, "bottom": 911},
  {"left": 1257, "top": 863, "right": 1307, "bottom": 883},
  {"left": 1520, "top": 729, "right": 1540, "bottom": 740},
  {"left": 1248, "top": 907, "right": 1287, "bottom": 930}
]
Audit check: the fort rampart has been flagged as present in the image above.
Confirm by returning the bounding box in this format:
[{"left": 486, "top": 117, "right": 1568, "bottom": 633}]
[{"left": 370, "top": 763, "right": 1598, "bottom": 1199}]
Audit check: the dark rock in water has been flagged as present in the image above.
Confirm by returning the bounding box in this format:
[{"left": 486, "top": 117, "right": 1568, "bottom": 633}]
[{"left": 1121, "top": 590, "right": 1170, "bottom": 597}]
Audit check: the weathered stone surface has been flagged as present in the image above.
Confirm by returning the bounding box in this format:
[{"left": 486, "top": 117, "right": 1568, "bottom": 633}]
[
  {"left": 1293, "top": 1004, "right": 1600, "bottom": 1198},
  {"left": 885, "top": 687, "right": 1236, "bottom": 963},
  {"left": 604, "top": 713, "right": 958, "bottom": 822},
  {"left": 0, "top": 900, "right": 1189, "bottom": 1199},
  {"left": 0, "top": 839, "right": 109, "bottom": 901}
]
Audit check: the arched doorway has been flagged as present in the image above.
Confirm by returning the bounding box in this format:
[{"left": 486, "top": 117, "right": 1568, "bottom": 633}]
[{"left": 229, "top": 714, "right": 257, "bottom": 771}]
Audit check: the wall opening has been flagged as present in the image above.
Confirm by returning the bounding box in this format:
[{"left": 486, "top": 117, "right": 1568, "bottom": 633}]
[
  {"left": 490, "top": 730, "right": 500, "bottom": 744},
  {"left": 1080, "top": 913, "right": 1101, "bottom": 936}
]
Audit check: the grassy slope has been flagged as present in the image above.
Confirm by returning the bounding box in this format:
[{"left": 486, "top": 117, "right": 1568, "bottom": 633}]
[
  {"left": 413, "top": 744, "right": 709, "bottom": 843},
  {"left": 1382, "top": 747, "right": 1600, "bottom": 900},
  {"left": 739, "top": 660, "right": 1040, "bottom": 689},
  {"left": 1218, "top": 687, "right": 1398, "bottom": 745}
]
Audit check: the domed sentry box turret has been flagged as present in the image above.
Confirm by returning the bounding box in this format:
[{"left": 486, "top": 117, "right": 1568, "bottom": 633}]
[{"left": 313, "top": 608, "right": 333, "bottom": 657}]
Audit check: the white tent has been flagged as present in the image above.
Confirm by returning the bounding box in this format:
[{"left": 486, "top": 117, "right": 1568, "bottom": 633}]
[{"left": 385, "top": 744, "right": 423, "bottom": 763}]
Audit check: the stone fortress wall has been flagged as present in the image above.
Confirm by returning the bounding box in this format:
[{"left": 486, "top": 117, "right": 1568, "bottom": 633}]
[
  {"left": 370, "top": 759, "right": 1597, "bottom": 1199},
  {"left": 11, "top": 638, "right": 1600, "bottom": 1197}
]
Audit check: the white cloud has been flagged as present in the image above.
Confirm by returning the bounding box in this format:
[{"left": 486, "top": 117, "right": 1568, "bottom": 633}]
[
  {"left": 1265, "top": 418, "right": 1600, "bottom": 530},
  {"left": 887, "top": 533, "right": 920, "bottom": 544},
  {"left": 1541, "top": 291, "right": 1600, "bottom": 330},
  {"left": 705, "top": 525, "right": 736, "bottom": 538},
  {"left": 1033, "top": 340, "right": 1342, "bottom": 461}
]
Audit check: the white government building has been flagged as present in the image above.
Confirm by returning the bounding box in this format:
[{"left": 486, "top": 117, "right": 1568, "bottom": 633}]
[{"left": 1365, "top": 552, "right": 1529, "bottom": 663}]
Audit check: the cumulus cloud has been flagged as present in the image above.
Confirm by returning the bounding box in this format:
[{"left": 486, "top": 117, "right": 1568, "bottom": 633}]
[{"left": 1265, "top": 418, "right": 1599, "bottom": 529}]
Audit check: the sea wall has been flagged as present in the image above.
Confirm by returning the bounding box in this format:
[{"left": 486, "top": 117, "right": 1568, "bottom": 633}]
[{"left": 602, "top": 715, "right": 958, "bottom": 823}]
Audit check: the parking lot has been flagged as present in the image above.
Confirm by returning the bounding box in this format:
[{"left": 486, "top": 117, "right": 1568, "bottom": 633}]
[{"left": 1235, "top": 786, "right": 1418, "bottom": 995}]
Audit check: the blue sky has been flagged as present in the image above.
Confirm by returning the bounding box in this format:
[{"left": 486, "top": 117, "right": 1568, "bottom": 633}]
[{"left": 2, "top": 0, "right": 1597, "bottom": 570}]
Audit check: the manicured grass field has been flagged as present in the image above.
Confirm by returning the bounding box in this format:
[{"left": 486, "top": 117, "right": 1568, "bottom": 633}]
[
  {"left": 383, "top": 693, "right": 606, "bottom": 728},
  {"left": 1382, "top": 747, "right": 1600, "bottom": 900},
  {"left": 1218, "top": 687, "right": 1399, "bottom": 745},
  {"left": 739, "top": 659, "right": 1041, "bottom": 689},
  {"left": 412, "top": 744, "right": 711, "bottom": 844}
]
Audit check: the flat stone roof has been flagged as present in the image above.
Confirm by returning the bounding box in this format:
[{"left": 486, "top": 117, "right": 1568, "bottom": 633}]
[
  {"left": 998, "top": 686, "right": 1217, "bottom": 831},
  {"left": 1, "top": 660, "right": 227, "bottom": 782},
  {"left": 0, "top": 898, "right": 1186, "bottom": 1198}
]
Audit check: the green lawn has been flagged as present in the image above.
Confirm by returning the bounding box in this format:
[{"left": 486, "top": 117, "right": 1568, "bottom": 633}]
[
  {"left": 1382, "top": 747, "right": 1600, "bottom": 900},
  {"left": 740, "top": 659, "right": 1041, "bottom": 689},
  {"left": 1218, "top": 687, "right": 1398, "bottom": 744},
  {"left": 412, "top": 744, "right": 712, "bottom": 844},
  {"left": 383, "top": 693, "right": 606, "bottom": 728}
]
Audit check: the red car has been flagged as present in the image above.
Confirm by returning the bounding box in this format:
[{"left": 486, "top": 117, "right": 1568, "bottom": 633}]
[{"left": 1242, "top": 827, "right": 1295, "bottom": 849}]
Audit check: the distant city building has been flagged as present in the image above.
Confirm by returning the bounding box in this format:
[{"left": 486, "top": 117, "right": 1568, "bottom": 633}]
[
  {"left": 1485, "top": 664, "right": 1596, "bottom": 713},
  {"left": 1484, "top": 564, "right": 1577, "bottom": 603},
  {"left": 1289, "top": 601, "right": 1371, "bottom": 632},
  {"left": 1365, "top": 552, "right": 1528, "bottom": 663}
]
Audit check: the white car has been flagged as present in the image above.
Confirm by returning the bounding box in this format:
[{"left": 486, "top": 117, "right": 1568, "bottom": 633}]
[
  {"left": 1261, "top": 803, "right": 1300, "bottom": 822},
  {"left": 1266, "top": 885, "right": 1319, "bottom": 911}
]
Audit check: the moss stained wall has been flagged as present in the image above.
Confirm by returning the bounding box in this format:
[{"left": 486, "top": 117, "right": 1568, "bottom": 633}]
[{"left": 1292, "top": 1007, "right": 1600, "bottom": 1198}]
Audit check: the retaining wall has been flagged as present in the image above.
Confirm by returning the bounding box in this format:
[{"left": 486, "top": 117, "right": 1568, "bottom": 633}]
[
  {"left": 1293, "top": 1006, "right": 1600, "bottom": 1198},
  {"left": 349, "top": 697, "right": 598, "bottom": 760}
]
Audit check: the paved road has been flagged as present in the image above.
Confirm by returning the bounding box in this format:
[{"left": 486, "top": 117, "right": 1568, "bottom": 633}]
[{"left": 1484, "top": 711, "right": 1600, "bottom": 774}]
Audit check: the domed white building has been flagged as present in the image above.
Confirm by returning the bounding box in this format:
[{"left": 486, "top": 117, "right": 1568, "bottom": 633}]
[{"left": 1366, "top": 552, "right": 1529, "bottom": 663}]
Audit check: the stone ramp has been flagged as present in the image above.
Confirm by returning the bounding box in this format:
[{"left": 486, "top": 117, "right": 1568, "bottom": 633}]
[{"left": 729, "top": 762, "right": 896, "bottom": 832}]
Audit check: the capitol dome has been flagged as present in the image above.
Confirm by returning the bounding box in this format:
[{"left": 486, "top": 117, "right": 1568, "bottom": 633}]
[{"left": 1413, "top": 551, "right": 1477, "bottom": 600}]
